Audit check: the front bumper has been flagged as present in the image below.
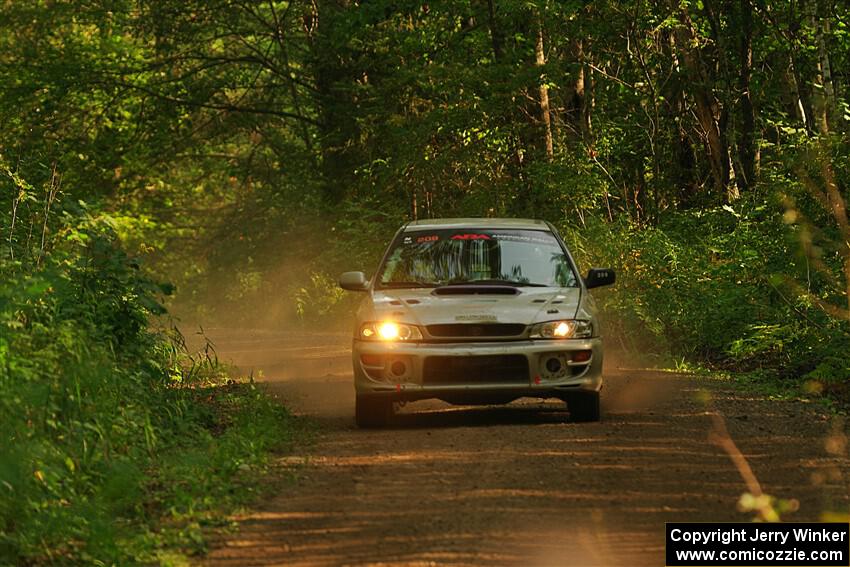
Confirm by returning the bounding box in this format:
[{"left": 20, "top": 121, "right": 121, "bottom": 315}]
[{"left": 352, "top": 338, "right": 603, "bottom": 402}]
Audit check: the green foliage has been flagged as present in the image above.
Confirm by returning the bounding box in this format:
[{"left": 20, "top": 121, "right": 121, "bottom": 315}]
[
  {"left": 561, "top": 159, "right": 850, "bottom": 399},
  {"left": 0, "top": 2, "right": 847, "bottom": 561},
  {"left": 0, "top": 167, "right": 293, "bottom": 564},
  {"left": 294, "top": 271, "right": 348, "bottom": 322},
  {"left": 2, "top": 0, "right": 847, "bottom": 334}
]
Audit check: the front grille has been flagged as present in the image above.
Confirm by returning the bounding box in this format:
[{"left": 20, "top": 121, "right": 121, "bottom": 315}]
[
  {"left": 423, "top": 355, "right": 529, "bottom": 385},
  {"left": 426, "top": 323, "right": 526, "bottom": 338}
]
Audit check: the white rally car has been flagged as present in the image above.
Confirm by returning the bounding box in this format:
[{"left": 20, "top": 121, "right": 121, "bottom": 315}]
[{"left": 339, "top": 218, "right": 615, "bottom": 427}]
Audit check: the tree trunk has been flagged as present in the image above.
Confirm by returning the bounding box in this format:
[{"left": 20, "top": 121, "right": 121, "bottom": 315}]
[
  {"left": 812, "top": 0, "right": 838, "bottom": 133},
  {"left": 311, "top": 0, "right": 359, "bottom": 203},
  {"left": 737, "top": 0, "right": 757, "bottom": 192},
  {"left": 563, "top": 39, "right": 592, "bottom": 142},
  {"left": 535, "top": 13, "right": 554, "bottom": 161},
  {"left": 663, "top": 29, "right": 699, "bottom": 206},
  {"left": 575, "top": 39, "right": 593, "bottom": 141},
  {"left": 585, "top": 58, "right": 594, "bottom": 140},
  {"left": 787, "top": 51, "right": 811, "bottom": 131},
  {"left": 485, "top": 0, "right": 503, "bottom": 63},
  {"left": 670, "top": 1, "right": 730, "bottom": 196},
  {"left": 757, "top": 0, "right": 811, "bottom": 131},
  {"left": 268, "top": 2, "right": 315, "bottom": 162}
]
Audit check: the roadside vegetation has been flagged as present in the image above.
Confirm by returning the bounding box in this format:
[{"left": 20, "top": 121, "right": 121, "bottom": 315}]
[
  {"left": 1, "top": 0, "right": 849, "bottom": 562},
  {"left": 0, "top": 161, "right": 294, "bottom": 564},
  {"left": 565, "top": 142, "right": 850, "bottom": 404}
]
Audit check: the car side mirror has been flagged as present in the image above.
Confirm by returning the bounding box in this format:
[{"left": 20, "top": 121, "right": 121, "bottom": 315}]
[
  {"left": 585, "top": 268, "right": 615, "bottom": 289},
  {"left": 339, "top": 271, "right": 369, "bottom": 291}
]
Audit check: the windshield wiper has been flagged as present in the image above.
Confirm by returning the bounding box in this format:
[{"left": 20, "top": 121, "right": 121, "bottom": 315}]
[{"left": 446, "top": 279, "right": 549, "bottom": 287}]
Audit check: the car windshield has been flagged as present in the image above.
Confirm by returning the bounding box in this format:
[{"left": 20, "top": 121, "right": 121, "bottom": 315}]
[{"left": 378, "top": 229, "right": 577, "bottom": 288}]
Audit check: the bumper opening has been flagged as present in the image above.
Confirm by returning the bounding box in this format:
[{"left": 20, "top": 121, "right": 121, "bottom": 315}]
[{"left": 423, "top": 354, "right": 529, "bottom": 385}]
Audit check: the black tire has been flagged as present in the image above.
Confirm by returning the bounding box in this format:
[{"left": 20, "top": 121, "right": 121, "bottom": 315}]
[
  {"left": 568, "top": 391, "right": 601, "bottom": 422},
  {"left": 355, "top": 395, "right": 394, "bottom": 428}
]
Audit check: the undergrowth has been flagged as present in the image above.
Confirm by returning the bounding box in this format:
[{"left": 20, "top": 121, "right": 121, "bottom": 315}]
[{"left": 1, "top": 164, "right": 295, "bottom": 565}]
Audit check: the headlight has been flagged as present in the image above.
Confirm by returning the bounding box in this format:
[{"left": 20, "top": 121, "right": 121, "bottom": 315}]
[
  {"left": 529, "top": 320, "right": 592, "bottom": 339},
  {"left": 359, "top": 321, "right": 423, "bottom": 341}
]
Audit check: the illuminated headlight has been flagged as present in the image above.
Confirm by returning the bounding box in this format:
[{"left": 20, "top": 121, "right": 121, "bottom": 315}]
[
  {"left": 359, "top": 321, "right": 423, "bottom": 341},
  {"left": 529, "top": 320, "right": 592, "bottom": 339}
]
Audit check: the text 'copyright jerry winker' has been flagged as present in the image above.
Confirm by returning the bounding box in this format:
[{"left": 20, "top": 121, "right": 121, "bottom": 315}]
[{"left": 666, "top": 523, "right": 849, "bottom": 566}]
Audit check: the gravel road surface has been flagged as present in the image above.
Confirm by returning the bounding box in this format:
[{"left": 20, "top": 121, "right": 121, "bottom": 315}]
[{"left": 197, "top": 330, "right": 850, "bottom": 566}]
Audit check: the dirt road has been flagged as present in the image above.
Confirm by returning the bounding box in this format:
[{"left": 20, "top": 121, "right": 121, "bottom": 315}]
[{"left": 199, "top": 330, "right": 850, "bottom": 566}]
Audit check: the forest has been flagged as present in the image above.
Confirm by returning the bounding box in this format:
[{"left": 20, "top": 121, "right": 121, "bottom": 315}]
[{"left": 1, "top": 0, "right": 849, "bottom": 563}]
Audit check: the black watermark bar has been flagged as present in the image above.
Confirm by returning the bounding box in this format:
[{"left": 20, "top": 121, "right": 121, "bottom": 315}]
[{"left": 666, "top": 523, "right": 849, "bottom": 566}]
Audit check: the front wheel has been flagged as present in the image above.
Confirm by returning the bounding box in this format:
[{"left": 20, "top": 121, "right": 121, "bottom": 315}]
[
  {"left": 568, "top": 391, "right": 601, "bottom": 422},
  {"left": 355, "top": 395, "right": 394, "bottom": 428}
]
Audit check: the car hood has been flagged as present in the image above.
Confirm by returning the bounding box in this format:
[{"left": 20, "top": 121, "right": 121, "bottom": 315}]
[{"left": 361, "top": 286, "right": 581, "bottom": 327}]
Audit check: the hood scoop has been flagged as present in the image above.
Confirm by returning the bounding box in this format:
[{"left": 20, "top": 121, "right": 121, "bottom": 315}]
[{"left": 433, "top": 285, "right": 520, "bottom": 296}]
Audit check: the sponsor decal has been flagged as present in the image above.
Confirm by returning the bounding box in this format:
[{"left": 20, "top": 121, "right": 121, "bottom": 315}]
[
  {"left": 451, "top": 233, "right": 491, "bottom": 240},
  {"left": 490, "top": 233, "right": 553, "bottom": 244},
  {"left": 455, "top": 314, "right": 497, "bottom": 321}
]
